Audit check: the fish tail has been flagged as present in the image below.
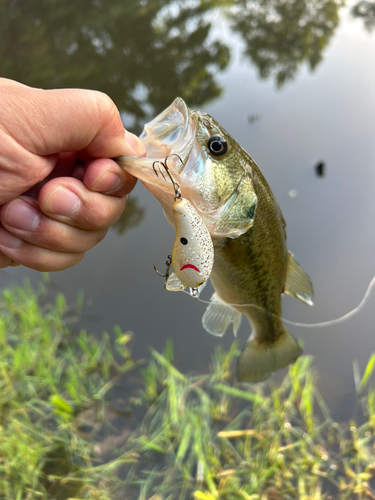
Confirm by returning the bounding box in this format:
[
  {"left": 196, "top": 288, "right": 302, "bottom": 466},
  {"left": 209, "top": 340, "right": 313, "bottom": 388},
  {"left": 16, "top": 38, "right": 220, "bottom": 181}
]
[{"left": 236, "top": 328, "right": 302, "bottom": 383}]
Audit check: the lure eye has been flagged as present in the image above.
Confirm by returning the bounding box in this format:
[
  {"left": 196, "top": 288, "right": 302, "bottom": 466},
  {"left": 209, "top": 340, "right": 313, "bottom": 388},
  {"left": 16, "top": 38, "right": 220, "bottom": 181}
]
[
  {"left": 180, "top": 237, "right": 188, "bottom": 245},
  {"left": 208, "top": 135, "right": 227, "bottom": 156}
]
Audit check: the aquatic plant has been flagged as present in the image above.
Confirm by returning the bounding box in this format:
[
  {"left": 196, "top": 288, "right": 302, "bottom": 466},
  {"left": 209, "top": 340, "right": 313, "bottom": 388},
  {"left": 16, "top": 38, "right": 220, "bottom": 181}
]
[{"left": 0, "top": 281, "right": 374, "bottom": 499}]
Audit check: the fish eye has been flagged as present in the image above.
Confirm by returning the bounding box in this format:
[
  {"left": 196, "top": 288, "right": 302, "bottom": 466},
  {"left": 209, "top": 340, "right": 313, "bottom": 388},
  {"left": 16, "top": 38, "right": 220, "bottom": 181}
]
[
  {"left": 180, "top": 237, "right": 188, "bottom": 245},
  {"left": 249, "top": 204, "right": 256, "bottom": 219},
  {"left": 208, "top": 135, "right": 227, "bottom": 156}
]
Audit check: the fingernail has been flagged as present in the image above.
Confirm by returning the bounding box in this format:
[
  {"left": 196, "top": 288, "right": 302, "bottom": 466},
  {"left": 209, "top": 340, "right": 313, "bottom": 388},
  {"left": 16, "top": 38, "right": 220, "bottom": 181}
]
[
  {"left": 125, "top": 130, "right": 146, "bottom": 157},
  {"left": 45, "top": 186, "right": 81, "bottom": 216},
  {"left": 0, "top": 228, "right": 22, "bottom": 249},
  {"left": 5, "top": 199, "right": 41, "bottom": 231},
  {"left": 92, "top": 171, "right": 122, "bottom": 193}
]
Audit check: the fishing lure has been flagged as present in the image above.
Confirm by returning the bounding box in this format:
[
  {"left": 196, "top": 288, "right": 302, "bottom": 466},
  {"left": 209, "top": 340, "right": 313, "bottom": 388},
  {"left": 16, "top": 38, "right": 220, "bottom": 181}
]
[{"left": 153, "top": 156, "right": 214, "bottom": 295}]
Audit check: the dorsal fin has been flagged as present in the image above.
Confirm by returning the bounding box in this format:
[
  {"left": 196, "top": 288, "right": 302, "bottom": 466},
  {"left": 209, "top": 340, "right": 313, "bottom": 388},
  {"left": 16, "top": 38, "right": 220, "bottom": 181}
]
[
  {"left": 284, "top": 252, "right": 314, "bottom": 306},
  {"left": 202, "top": 292, "right": 242, "bottom": 337}
]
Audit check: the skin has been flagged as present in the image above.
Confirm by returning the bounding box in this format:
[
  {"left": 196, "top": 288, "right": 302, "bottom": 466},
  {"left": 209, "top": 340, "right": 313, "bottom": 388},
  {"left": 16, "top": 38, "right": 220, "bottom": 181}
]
[{"left": 0, "top": 78, "right": 145, "bottom": 271}]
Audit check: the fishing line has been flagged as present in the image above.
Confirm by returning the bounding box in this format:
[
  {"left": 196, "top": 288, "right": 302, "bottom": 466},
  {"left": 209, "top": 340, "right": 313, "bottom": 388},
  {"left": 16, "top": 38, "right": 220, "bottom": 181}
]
[{"left": 181, "top": 274, "right": 375, "bottom": 329}]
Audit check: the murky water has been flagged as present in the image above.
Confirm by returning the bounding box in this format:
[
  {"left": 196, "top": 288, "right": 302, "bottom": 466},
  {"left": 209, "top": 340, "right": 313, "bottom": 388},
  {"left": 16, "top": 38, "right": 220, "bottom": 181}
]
[{"left": 1, "top": 0, "right": 375, "bottom": 421}]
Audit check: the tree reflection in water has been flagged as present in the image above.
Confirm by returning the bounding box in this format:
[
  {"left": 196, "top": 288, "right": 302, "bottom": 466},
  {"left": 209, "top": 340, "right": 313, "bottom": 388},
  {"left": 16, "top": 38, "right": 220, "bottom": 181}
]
[
  {"left": 229, "top": 0, "right": 344, "bottom": 87},
  {"left": 0, "top": 0, "right": 230, "bottom": 131},
  {"left": 351, "top": 1, "right": 375, "bottom": 32},
  {"left": 1, "top": 0, "right": 371, "bottom": 124},
  {"left": 1, "top": 0, "right": 367, "bottom": 118},
  {"left": 112, "top": 196, "right": 145, "bottom": 235}
]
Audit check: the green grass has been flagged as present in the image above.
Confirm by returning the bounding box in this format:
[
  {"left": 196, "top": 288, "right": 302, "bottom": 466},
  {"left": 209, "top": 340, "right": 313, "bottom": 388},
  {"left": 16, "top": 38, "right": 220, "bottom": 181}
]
[
  {"left": 0, "top": 281, "right": 137, "bottom": 499},
  {"left": 0, "top": 282, "right": 374, "bottom": 499}
]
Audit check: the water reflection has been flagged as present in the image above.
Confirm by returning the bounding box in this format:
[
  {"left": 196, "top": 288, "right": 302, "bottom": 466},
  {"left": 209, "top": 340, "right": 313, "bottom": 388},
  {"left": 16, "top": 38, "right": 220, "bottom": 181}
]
[
  {"left": 352, "top": 1, "right": 375, "bottom": 32},
  {"left": 0, "top": 0, "right": 230, "bottom": 130},
  {"left": 229, "top": 0, "right": 344, "bottom": 86},
  {"left": 1, "top": 0, "right": 375, "bottom": 494},
  {"left": 0, "top": 0, "right": 363, "bottom": 123},
  {"left": 112, "top": 196, "right": 145, "bottom": 235}
]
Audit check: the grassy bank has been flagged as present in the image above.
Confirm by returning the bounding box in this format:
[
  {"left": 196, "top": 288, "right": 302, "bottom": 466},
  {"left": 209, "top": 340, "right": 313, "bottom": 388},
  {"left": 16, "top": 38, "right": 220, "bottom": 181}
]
[{"left": 0, "top": 282, "right": 374, "bottom": 499}]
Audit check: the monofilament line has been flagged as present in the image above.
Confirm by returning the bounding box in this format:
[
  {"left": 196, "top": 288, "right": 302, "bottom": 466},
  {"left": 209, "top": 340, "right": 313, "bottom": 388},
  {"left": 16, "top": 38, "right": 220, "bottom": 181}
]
[{"left": 182, "top": 274, "right": 375, "bottom": 329}]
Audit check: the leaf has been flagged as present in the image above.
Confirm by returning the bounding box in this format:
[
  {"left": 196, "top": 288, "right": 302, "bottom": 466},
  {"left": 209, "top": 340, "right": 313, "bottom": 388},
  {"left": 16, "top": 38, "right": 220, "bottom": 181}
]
[
  {"left": 360, "top": 353, "right": 375, "bottom": 389},
  {"left": 49, "top": 394, "right": 73, "bottom": 414},
  {"left": 215, "top": 384, "right": 266, "bottom": 404}
]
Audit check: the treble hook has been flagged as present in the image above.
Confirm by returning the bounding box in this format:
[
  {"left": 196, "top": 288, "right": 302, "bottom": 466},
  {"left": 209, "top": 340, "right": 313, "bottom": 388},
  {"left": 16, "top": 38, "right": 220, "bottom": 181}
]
[
  {"left": 152, "top": 160, "right": 167, "bottom": 180},
  {"left": 153, "top": 255, "right": 172, "bottom": 285},
  {"left": 152, "top": 154, "right": 183, "bottom": 201}
]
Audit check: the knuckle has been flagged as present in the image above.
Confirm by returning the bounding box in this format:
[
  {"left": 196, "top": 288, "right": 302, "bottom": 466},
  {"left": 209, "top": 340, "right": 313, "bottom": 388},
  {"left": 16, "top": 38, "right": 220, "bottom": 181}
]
[
  {"left": 96, "top": 228, "right": 108, "bottom": 245},
  {"left": 0, "top": 252, "right": 13, "bottom": 268},
  {"left": 92, "top": 91, "right": 123, "bottom": 136},
  {"left": 91, "top": 91, "right": 115, "bottom": 123},
  {"left": 37, "top": 224, "right": 103, "bottom": 253},
  {"left": 93, "top": 90, "right": 116, "bottom": 113},
  {"left": 33, "top": 251, "right": 85, "bottom": 272},
  {"left": 42, "top": 229, "right": 72, "bottom": 250},
  {"left": 84, "top": 203, "right": 113, "bottom": 229}
]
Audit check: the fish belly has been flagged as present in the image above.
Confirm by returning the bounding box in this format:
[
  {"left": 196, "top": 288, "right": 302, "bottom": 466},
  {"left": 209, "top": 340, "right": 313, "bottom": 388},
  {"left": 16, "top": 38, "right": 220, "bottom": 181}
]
[{"left": 209, "top": 215, "right": 301, "bottom": 382}]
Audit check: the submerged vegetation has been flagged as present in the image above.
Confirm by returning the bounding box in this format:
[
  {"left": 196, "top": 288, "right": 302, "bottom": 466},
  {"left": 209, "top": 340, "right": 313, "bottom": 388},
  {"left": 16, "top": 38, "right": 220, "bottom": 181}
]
[{"left": 0, "top": 282, "right": 374, "bottom": 499}]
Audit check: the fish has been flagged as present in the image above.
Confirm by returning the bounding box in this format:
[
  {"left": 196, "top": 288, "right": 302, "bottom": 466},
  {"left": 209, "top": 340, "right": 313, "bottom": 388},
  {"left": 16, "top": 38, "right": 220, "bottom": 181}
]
[{"left": 116, "top": 97, "right": 313, "bottom": 383}]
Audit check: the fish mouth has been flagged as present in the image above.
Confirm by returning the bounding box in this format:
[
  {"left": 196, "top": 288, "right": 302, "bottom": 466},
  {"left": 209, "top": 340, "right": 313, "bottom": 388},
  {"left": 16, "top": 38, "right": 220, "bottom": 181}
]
[
  {"left": 180, "top": 264, "right": 200, "bottom": 272},
  {"left": 116, "top": 98, "right": 195, "bottom": 194},
  {"left": 141, "top": 97, "right": 192, "bottom": 161}
]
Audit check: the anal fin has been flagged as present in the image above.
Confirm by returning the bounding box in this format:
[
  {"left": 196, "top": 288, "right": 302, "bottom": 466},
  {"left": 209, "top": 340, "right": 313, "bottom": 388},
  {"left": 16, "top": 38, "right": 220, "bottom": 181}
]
[
  {"left": 202, "top": 292, "right": 242, "bottom": 337},
  {"left": 284, "top": 252, "right": 314, "bottom": 306}
]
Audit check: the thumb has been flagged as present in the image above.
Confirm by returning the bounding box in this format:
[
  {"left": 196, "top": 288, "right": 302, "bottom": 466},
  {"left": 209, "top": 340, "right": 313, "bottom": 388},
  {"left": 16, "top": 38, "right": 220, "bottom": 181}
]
[{"left": 0, "top": 80, "right": 145, "bottom": 158}]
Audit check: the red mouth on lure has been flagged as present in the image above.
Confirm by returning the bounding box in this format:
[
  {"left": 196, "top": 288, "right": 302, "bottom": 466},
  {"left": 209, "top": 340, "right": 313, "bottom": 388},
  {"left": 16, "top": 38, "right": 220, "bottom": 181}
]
[{"left": 180, "top": 264, "right": 200, "bottom": 273}]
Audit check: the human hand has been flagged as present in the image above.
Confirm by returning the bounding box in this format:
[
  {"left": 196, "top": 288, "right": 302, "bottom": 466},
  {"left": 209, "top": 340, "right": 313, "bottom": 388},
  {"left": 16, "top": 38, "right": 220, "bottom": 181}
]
[{"left": 0, "top": 78, "right": 145, "bottom": 271}]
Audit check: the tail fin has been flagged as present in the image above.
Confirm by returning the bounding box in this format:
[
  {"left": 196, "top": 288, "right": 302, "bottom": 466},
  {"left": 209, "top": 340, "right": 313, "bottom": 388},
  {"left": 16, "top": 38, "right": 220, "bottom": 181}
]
[{"left": 236, "top": 329, "right": 302, "bottom": 383}]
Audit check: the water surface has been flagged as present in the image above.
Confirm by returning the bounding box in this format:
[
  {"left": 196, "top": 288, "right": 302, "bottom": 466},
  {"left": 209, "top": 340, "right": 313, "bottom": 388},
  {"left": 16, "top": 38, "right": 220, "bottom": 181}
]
[{"left": 1, "top": 0, "right": 375, "bottom": 420}]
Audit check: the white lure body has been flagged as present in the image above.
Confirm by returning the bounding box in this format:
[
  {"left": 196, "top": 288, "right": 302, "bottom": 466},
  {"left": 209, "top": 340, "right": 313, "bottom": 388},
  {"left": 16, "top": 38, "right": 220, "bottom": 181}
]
[{"left": 171, "top": 198, "right": 214, "bottom": 288}]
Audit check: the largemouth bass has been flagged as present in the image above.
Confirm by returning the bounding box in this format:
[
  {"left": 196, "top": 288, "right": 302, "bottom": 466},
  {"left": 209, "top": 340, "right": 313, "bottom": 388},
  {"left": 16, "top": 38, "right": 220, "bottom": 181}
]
[{"left": 116, "top": 98, "right": 313, "bottom": 382}]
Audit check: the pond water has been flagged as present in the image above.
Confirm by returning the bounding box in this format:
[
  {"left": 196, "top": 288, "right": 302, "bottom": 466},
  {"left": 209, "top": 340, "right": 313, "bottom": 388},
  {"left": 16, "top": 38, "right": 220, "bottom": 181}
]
[{"left": 1, "top": 0, "right": 375, "bottom": 422}]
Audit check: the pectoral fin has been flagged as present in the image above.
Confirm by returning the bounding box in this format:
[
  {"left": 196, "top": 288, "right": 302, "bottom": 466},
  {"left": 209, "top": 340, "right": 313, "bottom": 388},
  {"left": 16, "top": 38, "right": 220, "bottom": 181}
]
[
  {"left": 202, "top": 292, "right": 242, "bottom": 337},
  {"left": 284, "top": 252, "right": 314, "bottom": 306}
]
